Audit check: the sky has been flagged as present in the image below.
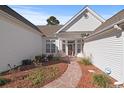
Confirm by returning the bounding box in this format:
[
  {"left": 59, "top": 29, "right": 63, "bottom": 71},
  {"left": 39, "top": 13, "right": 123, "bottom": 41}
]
[{"left": 9, "top": 5, "right": 124, "bottom": 25}]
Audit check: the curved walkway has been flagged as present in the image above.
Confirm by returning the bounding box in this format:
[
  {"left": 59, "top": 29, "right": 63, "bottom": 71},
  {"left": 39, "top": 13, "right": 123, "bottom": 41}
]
[{"left": 43, "top": 57, "right": 82, "bottom": 88}]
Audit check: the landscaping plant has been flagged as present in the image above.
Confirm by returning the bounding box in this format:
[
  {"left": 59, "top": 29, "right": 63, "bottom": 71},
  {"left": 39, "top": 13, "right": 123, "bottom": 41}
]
[
  {"left": 35, "top": 55, "right": 42, "bottom": 62},
  {"left": 22, "top": 59, "right": 32, "bottom": 66},
  {"left": 92, "top": 74, "right": 111, "bottom": 88},
  {"left": 41, "top": 54, "right": 47, "bottom": 62},
  {"left": 26, "top": 66, "right": 59, "bottom": 86},
  {"left": 26, "top": 70, "right": 45, "bottom": 85},
  {"left": 47, "top": 54, "right": 54, "bottom": 61},
  {"left": 80, "top": 57, "right": 92, "bottom": 65},
  {"left": 0, "top": 77, "right": 10, "bottom": 86},
  {"left": 52, "top": 56, "right": 61, "bottom": 61}
]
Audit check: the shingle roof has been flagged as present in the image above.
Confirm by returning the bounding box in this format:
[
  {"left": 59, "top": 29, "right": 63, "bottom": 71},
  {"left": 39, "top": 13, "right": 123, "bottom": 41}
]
[
  {"left": 0, "top": 5, "right": 42, "bottom": 34},
  {"left": 95, "top": 9, "right": 124, "bottom": 32},
  {"left": 37, "top": 25, "right": 63, "bottom": 37}
]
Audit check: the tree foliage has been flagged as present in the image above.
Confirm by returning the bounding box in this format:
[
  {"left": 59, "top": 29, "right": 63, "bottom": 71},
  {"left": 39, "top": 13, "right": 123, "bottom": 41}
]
[{"left": 47, "top": 16, "right": 60, "bottom": 25}]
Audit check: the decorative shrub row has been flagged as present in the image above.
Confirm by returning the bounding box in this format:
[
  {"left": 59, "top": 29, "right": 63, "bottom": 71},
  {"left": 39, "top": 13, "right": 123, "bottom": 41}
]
[{"left": 21, "top": 54, "right": 61, "bottom": 66}]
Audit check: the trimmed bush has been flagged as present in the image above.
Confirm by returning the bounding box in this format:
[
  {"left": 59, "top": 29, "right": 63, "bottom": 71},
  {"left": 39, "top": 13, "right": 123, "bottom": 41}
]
[
  {"left": 22, "top": 59, "right": 32, "bottom": 66},
  {"left": 0, "top": 77, "right": 10, "bottom": 86},
  {"left": 80, "top": 57, "right": 92, "bottom": 65},
  {"left": 47, "top": 54, "right": 54, "bottom": 61},
  {"left": 41, "top": 54, "right": 47, "bottom": 62},
  {"left": 35, "top": 55, "right": 42, "bottom": 62},
  {"left": 53, "top": 56, "right": 61, "bottom": 61},
  {"left": 41, "top": 54, "right": 46, "bottom": 59},
  {"left": 92, "top": 74, "right": 111, "bottom": 88}
]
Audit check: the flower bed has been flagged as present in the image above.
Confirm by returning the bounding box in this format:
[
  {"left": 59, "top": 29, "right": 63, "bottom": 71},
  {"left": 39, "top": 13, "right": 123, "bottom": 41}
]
[
  {"left": 0, "top": 61, "right": 68, "bottom": 88},
  {"left": 77, "top": 59, "right": 116, "bottom": 88}
]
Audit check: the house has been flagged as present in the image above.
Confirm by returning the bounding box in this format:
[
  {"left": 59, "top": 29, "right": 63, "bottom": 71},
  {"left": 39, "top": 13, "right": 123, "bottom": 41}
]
[
  {"left": 0, "top": 6, "right": 44, "bottom": 72},
  {"left": 84, "top": 9, "right": 124, "bottom": 83},
  {"left": 0, "top": 5, "right": 124, "bottom": 83},
  {"left": 39, "top": 6, "right": 105, "bottom": 57}
]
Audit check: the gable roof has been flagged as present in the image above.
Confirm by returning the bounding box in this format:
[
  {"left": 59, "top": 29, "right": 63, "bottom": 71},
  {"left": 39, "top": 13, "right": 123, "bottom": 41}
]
[
  {"left": 37, "top": 25, "right": 63, "bottom": 37},
  {"left": 0, "top": 5, "right": 43, "bottom": 35},
  {"left": 95, "top": 9, "right": 124, "bottom": 32},
  {"left": 85, "top": 9, "right": 124, "bottom": 40},
  {"left": 56, "top": 6, "right": 105, "bottom": 33}
]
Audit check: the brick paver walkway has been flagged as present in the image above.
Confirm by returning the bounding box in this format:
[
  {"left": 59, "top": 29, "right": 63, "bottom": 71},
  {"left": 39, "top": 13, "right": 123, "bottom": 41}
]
[{"left": 43, "top": 57, "right": 82, "bottom": 88}]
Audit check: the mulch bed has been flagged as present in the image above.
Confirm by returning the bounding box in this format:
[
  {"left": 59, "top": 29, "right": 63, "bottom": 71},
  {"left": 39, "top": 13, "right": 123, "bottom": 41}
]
[
  {"left": 0, "top": 61, "right": 68, "bottom": 88},
  {"left": 77, "top": 61, "right": 117, "bottom": 88}
]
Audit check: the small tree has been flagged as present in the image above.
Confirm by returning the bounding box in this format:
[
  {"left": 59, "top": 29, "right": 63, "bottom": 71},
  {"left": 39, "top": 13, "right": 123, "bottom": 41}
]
[{"left": 47, "top": 16, "right": 60, "bottom": 25}]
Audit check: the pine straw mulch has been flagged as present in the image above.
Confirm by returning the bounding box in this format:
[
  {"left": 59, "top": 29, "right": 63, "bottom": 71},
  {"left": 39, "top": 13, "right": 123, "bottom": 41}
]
[
  {"left": 0, "top": 61, "right": 68, "bottom": 88},
  {"left": 77, "top": 61, "right": 117, "bottom": 88}
]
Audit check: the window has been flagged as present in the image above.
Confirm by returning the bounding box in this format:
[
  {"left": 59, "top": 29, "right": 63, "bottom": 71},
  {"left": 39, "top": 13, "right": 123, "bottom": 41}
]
[
  {"left": 77, "top": 44, "right": 81, "bottom": 53},
  {"left": 51, "top": 43, "right": 56, "bottom": 53},
  {"left": 62, "top": 44, "right": 66, "bottom": 53},
  {"left": 46, "top": 39, "right": 56, "bottom": 53},
  {"left": 46, "top": 44, "right": 50, "bottom": 53}
]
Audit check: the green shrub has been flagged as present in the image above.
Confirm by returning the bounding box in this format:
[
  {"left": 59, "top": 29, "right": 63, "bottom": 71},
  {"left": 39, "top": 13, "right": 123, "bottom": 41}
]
[
  {"left": 92, "top": 74, "right": 111, "bottom": 88},
  {"left": 35, "top": 55, "right": 42, "bottom": 62},
  {"left": 41, "top": 54, "right": 46, "bottom": 59},
  {"left": 53, "top": 56, "right": 61, "bottom": 61},
  {"left": 22, "top": 59, "right": 32, "bottom": 66},
  {"left": 80, "top": 57, "right": 92, "bottom": 65},
  {"left": 0, "top": 77, "right": 10, "bottom": 86},
  {"left": 40, "top": 54, "right": 47, "bottom": 62},
  {"left": 47, "top": 54, "right": 54, "bottom": 61}
]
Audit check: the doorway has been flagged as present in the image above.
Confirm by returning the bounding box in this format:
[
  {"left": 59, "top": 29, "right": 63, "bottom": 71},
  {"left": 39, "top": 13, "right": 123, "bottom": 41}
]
[{"left": 68, "top": 40, "right": 75, "bottom": 56}]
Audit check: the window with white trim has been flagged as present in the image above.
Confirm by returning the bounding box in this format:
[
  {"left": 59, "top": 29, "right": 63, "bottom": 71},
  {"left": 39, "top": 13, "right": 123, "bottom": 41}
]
[
  {"left": 62, "top": 44, "right": 66, "bottom": 53},
  {"left": 77, "top": 40, "right": 81, "bottom": 53},
  {"left": 46, "top": 39, "right": 56, "bottom": 53},
  {"left": 62, "top": 40, "right": 66, "bottom": 53},
  {"left": 77, "top": 44, "right": 81, "bottom": 53}
]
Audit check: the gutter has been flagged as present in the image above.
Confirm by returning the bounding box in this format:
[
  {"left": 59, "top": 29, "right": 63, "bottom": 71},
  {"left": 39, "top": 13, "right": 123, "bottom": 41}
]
[{"left": 85, "top": 18, "right": 124, "bottom": 41}]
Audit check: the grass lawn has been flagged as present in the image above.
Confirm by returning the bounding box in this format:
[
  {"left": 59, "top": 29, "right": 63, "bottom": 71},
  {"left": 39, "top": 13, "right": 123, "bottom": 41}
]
[{"left": 0, "top": 61, "right": 68, "bottom": 88}]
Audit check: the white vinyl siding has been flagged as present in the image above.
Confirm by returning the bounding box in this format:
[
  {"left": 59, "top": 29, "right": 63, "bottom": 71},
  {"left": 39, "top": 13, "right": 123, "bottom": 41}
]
[
  {"left": 84, "top": 30, "right": 124, "bottom": 82},
  {"left": 0, "top": 15, "right": 42, "bottom": 72},
  {"left": 66, "top": 12, "right": 102, "bottom": 32}
]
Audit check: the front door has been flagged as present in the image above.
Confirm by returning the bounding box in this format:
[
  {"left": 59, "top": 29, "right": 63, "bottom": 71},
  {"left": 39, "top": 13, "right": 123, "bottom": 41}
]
[{"left": 68, "top": 44, "right": 75, "bottom": 56}]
